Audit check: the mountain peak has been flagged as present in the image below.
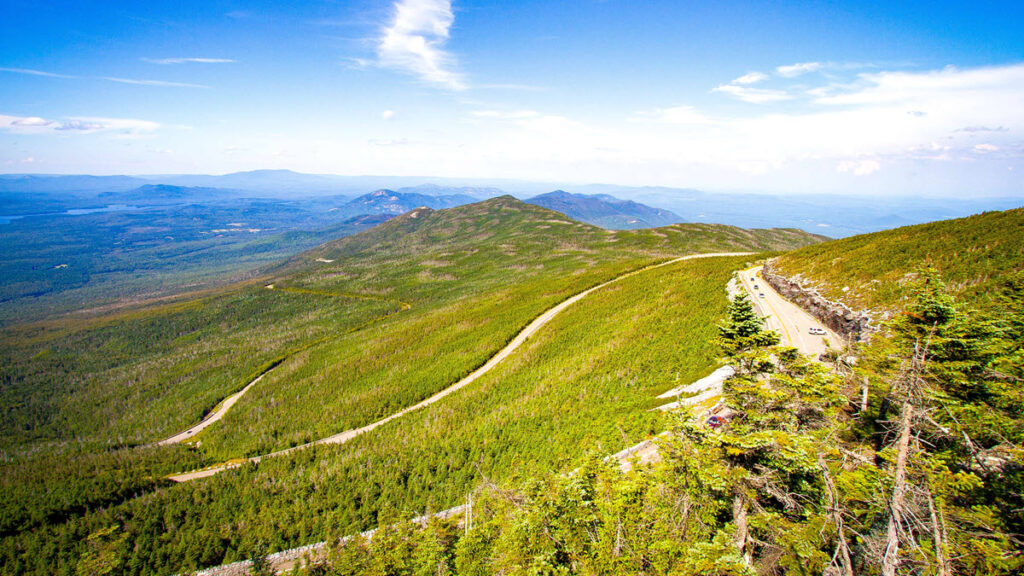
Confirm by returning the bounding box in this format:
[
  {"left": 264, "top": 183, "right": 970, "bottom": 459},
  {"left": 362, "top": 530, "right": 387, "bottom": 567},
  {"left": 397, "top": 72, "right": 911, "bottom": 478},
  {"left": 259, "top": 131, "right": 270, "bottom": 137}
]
[{"left": 525, "top": 191, "right": 680, "bottom": 230}]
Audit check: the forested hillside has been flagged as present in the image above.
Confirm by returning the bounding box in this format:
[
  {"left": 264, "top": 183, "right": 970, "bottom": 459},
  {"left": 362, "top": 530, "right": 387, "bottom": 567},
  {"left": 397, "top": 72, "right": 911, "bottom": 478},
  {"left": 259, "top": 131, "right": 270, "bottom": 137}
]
[
  {"left": 771, "top": 207, "right": 1024, "bottom": 315},
  {"left": 0, "top": 198, "right": 824, "bottom": 574},
  {"left": 298, "top": 255, "right": 1024, "bottom": 576}
]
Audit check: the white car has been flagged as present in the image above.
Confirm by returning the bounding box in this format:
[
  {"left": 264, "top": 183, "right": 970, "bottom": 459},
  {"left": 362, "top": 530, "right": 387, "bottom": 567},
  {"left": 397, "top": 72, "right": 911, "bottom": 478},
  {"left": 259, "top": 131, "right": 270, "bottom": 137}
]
[{"left": 808, "top": 327, "right": 826, "bottom": 335}]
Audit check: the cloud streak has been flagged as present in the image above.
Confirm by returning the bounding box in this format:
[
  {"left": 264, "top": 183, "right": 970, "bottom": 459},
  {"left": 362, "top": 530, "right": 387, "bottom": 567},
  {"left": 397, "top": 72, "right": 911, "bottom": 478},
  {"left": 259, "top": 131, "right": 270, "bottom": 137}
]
[
  {"left": 712, "top": 83, "right": 792, "bottom": 103},
  {"left": 0, "top": 67, "right": 77, "bottom": 79},
  {"left": 377, "top": 0, "right": 465, "bottom": 90},
  {"left": 733, "top": 72, "right": 769, "bottom": 85},
  {"left": 103, "top": 77, "right": 208, "bottom": 88},
  {"left": 776, "top": 61, "right": 822, "bottom": 77},
  {"left": 142, "top": 57, "right": 236, "bottom": 65},
  {"left": 1, "top": 114, "right": 160, "bottom": 135},
  {"left": 2, "top": 66, "right": 207, "bottom": 87}
]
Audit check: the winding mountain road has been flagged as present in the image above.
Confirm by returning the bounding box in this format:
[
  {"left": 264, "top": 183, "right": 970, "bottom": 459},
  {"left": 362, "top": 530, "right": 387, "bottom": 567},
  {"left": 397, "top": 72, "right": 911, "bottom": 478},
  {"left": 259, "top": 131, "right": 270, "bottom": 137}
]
[
  {"left": 739, "top": 265, "right": 839, "bottom": 356},
  {"left": 155, "top": 287, "right": 410, "bottom": 448},
  {"left": 168, "top": 252, "right": 753, "bottom": 482},
  {"left": 156, "top": 373, "right": 268, "bottom": 446}
]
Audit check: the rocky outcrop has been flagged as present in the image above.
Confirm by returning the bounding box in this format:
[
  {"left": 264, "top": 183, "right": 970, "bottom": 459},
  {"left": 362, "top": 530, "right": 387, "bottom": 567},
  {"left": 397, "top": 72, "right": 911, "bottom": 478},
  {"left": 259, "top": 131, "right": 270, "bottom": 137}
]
[{"left": 762, "top": 259, "right": 876, "bottom": 342}]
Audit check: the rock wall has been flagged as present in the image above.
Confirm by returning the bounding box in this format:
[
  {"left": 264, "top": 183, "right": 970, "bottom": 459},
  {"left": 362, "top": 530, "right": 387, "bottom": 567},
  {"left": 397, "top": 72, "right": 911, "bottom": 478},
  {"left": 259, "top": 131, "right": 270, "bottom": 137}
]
[{"left": 762, "top": 259, "right": 875, "bottom": 342}]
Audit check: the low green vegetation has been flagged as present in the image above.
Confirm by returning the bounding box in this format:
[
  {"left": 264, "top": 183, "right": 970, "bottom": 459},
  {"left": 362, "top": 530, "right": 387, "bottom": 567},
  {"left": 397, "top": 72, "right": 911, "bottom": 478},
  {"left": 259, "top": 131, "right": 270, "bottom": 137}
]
[
  {"left": 0, "top": 286, "right": 396, "bottom": 450},
  {"left": 302, "top": 270, "right": 1024, "bottom": 576},
  {"left": 198, "top": 198, "right": 820, "bottom": 459},
  {"left": 2, "top": 255, "right": 754, "bottom": 574},
  {"left": 1, "top": 197, "right": 826, "bottom": 574},
  {"left": 771, "top": 207, "right": 1024, "bottom": 314}
]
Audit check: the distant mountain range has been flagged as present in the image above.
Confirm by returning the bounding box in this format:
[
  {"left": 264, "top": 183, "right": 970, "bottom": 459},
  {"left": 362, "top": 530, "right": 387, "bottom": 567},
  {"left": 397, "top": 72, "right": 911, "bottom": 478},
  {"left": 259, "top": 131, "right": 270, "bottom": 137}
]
[
  {"left": 98, "top": 184, "right": 236, "bottom": 204},
  {"left": 3, "top": 171, "right": 1021, "bottom": 237},
  {"left": 525, "top": 190, "right": 680, "bottom": 229},
  {"left": 342, "top": 189, "right": 478, "bottom": 216}
]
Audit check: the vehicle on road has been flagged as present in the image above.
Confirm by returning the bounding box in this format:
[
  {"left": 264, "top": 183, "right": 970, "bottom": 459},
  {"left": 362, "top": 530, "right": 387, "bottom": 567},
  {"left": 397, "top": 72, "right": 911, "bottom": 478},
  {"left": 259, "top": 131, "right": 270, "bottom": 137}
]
[
  {"left": 759, "top": 293, "right": 766, "bottom": 298},
  {"left": 808, "top": 327, "right": 826, "bottom": 335}
]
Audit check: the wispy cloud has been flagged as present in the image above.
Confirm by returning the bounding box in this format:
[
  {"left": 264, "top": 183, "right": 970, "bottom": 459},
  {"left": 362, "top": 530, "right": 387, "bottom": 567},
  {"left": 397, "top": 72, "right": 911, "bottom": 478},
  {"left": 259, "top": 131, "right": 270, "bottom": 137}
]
[
  {"left": 0, "top": 114, "right": 160, "bottom": 135},
  {"left": 712, "top": 83, "right": 792, "bottom": 104},
  {"left": 776, "top": 61, "right": 823, "bottom": 77},
  {"left": 636, "top": 105, "right": 716, "bottom": 125},
  {"left": 733, "top": 72, "right": 769, "bottom": 85},
  {"left": 142, "top": 57, "right": 235, "bottom": 65},
  {"left": 10, "top": 116, "right": 54, "bottom": 127},
  {"left": 377, "top": 0, "right": 465, "bottom": 90},
  {"left": 0, "top": 67, "right": 77, "bottom": 79},
  {"left": 471, "top": 110, "right": 539, "bottom": 120},
  {"left": 2, "top": 66, "right": 207, "bottom": 88},
  {"left": 836, "top": 159, "right": 881, "bottom": 176},
  {"left": 103, "top": 77, "right": 209, "bottom": 88},
  {"left": 956, "top": 125, "right": 1008, "bottom": 133},
  {"left": 475, "top": 83, "right": 545, "bottom": 92}
]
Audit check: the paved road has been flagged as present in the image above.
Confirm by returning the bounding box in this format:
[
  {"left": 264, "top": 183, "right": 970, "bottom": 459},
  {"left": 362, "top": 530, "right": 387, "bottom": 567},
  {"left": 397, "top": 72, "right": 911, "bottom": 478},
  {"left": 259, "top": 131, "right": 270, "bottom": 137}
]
[
  {"left": 168, "top": 252, "right": 754, "bottom": 482},
  {"left": 738, "top": 265, "right": 839, "bottom": 356},
  {"left": 156, "top": 374, "right": 267, "bottom": 446}
]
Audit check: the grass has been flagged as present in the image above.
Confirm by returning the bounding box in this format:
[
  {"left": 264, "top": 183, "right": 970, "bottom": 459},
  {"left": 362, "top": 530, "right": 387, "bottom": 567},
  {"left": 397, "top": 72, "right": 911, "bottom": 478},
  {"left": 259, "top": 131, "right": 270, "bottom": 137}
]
[
  {"left": 0, "top": 197, "right": 825, "bottom": 574},
  {"left": 771, "top": 207, "right": 1024, "bottom": 316}
]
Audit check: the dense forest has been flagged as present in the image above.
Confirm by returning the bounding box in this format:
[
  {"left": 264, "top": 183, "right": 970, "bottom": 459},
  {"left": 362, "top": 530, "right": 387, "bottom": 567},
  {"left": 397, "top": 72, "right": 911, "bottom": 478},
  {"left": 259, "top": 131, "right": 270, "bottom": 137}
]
[
  {"left": 296, "top": 269, "right": 1024, "bottom": 575},
  {"left": 0, "top": 198, "right": 825, "bottom": 574}
]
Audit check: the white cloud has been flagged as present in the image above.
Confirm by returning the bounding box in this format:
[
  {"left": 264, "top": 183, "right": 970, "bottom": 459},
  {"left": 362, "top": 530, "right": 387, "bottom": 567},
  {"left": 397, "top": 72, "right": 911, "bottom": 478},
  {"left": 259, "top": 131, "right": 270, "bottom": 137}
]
[
  {"left": 974, "top": 143, "right": 999, "bottom": 153},
  {"left": 55, "top": 120, "right": 107, "bottom": 131},
  {"left": 0, "top": 67, "right": 77, "bottom": 79},
  {"left": 836, "top": 159, "right": 881, "bottom": 175},
  {"left": 713, "top": 83, "right": 792, "bottom": 103},
  {"left": 733, "top": 72, "right": 768, "bottom": 85},
  {"left": 813, "top": 65, "right": 1024, "bottom": 107},
  {"left": 369, "top": 138, "right": 410, "bottom": 146},
  {"left": 377, "top": 0, "right": 465, "bottom": 90},
  {"left": 381, "top": 109, "right": 396, "bottom": 120},
  {"left": 11, "top": 117, "right": 54, "bottom": 127},
  {"left": 142, "top": 57, "right": 235, "bottom": 65},
  {"left": 0, "top": 114, "right": 159, "bottom": 135},
  {"left": 957, "top": 125, "right": 1007, "bottom": 133},
  {"left": 640, "top": 105, "right": 715, "bottom": 125},
  {"left": 471, "top": 110, "right": 539, "bottom": 120},
  {"left": 777, "top": 61, "right": 822, "bottom": 77},
  {"left": 103, "top": 77, "right": 208, "bottom": 88}
]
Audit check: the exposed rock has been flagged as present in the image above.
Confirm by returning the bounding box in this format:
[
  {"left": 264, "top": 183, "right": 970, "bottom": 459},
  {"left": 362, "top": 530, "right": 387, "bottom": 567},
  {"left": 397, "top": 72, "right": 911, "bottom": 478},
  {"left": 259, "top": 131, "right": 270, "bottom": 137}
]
[{"left": 762, "top": 258, "right": 876, "bottom": 342}]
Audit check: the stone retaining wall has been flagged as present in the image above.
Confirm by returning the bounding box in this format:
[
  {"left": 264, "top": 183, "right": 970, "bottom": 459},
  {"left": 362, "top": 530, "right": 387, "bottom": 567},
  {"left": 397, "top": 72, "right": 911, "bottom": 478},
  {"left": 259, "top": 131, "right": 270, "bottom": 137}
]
[{"left": 762, "top": 259, "right": 875, "bottom": 342}]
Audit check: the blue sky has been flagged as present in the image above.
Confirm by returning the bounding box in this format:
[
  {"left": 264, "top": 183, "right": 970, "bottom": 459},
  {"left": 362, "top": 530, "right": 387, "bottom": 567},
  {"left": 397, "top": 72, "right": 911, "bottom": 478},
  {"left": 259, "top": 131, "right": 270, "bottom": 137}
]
[{"left": 1, "top": 0, "right": 1023, "bottom": 196}]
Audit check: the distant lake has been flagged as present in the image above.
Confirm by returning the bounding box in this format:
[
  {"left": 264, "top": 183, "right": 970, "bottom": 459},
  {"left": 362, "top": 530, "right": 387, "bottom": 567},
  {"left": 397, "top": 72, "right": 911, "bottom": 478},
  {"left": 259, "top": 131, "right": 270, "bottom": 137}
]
[{"left": 0, "top": 204, "right": 143, "bottom": 224}]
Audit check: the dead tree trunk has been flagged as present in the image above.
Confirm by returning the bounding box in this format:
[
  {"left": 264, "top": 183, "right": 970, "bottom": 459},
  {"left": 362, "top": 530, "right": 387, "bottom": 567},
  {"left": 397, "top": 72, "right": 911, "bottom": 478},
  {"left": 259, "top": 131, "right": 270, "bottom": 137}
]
[
  {"left": 925, "top": 485, "right": 950, "bottom": 576},
  {"left": 732, "top": 493, "right": 750, "bottom": 565},
  {"left": 881, "top": 401, "right": 914, "bottom": 576},
  {"left": 819, "top": 455, "right": 855, "bottom": 576}
]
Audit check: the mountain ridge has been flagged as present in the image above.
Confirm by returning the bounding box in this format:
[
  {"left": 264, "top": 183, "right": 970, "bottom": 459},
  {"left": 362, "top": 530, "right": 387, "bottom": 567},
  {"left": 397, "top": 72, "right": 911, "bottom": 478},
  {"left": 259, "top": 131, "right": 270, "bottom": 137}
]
[{"left": 525, "top": 189, "right": 681, "bottom": 229}]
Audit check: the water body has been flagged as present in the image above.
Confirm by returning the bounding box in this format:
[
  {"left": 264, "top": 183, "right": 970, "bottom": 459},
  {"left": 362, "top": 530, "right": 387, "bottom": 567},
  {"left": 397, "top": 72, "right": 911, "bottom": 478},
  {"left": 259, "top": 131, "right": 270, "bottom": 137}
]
[{"left": 0, "top": 204, "right": 143, "bottom": 224}]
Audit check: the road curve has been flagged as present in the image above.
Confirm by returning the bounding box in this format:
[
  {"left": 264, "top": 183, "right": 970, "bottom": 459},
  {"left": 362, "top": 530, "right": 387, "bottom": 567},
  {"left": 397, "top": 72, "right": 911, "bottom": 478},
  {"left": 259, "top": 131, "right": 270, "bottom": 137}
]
[
  {"left": 156, "top": 289, "right": 411, "bottom": 448},
  {"left": 738, "top": 265, "right": 839, "bottom": 356},
  {"left": 156, "top": 373, "right": 268, "bottom": 446},
  {"left": 168, "top": 252, "right": 754, "bottom": 482}
]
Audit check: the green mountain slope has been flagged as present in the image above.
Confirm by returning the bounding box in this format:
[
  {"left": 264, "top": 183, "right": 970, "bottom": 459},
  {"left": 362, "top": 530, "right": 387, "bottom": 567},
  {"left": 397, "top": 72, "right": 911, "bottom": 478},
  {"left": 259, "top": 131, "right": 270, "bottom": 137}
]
[
  {"left": 200, "top": 197, "right": 824, "bottom": 458},
  {"left": 770, "top": 207, "right": 1024, "bottom": 315},
  {"left": 0, "top": 197, "right": 826, "bottom": 574}
]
